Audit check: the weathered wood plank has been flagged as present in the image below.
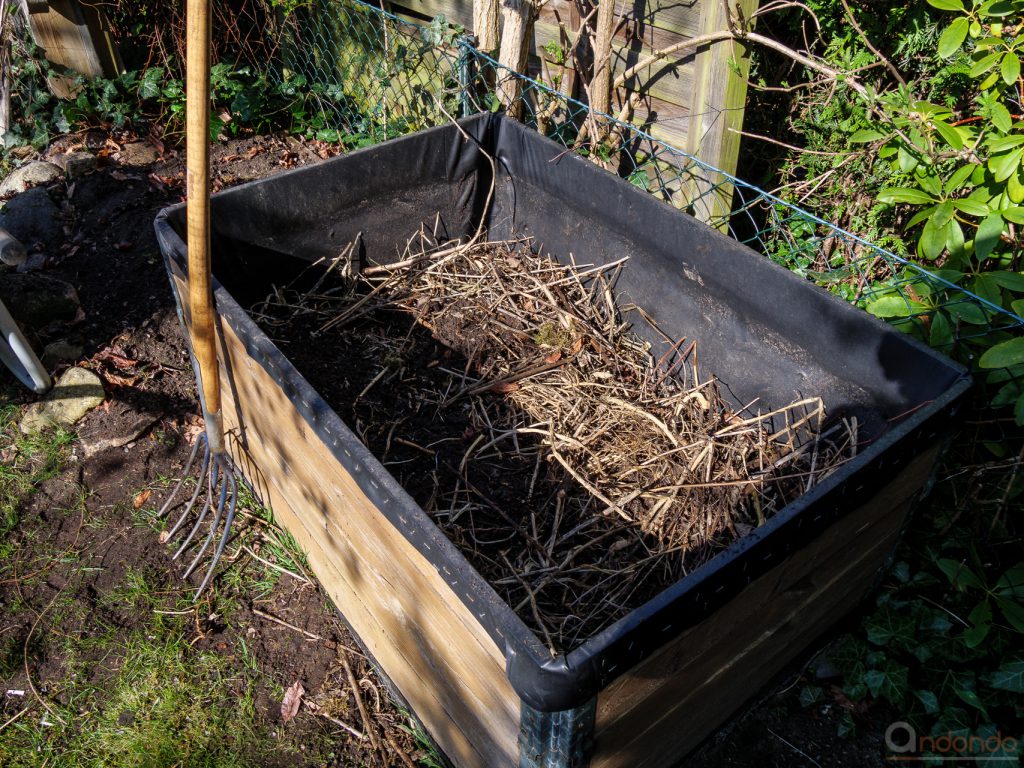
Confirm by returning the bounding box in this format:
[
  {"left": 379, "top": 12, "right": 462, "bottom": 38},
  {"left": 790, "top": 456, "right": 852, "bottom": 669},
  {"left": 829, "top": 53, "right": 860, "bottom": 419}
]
[
  {"left": 171, "top": 271, "right": 521, "bottom": 768},
  {"left": 21, "top": 0, "right": 120, "bottom": 97},
  {"left": 591, "top": 447, "right": 939, "bottom": 767}
]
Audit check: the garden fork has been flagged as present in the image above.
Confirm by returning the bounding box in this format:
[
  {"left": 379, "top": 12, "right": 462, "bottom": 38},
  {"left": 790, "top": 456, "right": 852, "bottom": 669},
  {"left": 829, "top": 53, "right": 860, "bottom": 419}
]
[{"left": 156, "top": 0, "right": 239, "bottom": 599}]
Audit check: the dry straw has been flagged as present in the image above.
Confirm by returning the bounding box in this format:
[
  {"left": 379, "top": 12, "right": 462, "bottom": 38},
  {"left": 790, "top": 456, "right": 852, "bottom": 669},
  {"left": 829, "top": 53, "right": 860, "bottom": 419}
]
[{"left": 255, "top": 228, "right": 857, "bottom": 653}]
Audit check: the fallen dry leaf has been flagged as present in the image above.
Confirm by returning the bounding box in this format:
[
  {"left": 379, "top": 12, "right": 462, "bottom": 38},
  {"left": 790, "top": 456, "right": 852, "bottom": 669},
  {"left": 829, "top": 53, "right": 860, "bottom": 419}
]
[
  {"left": 183, "top": 416, "right": 205, "bottom": 445},
  {"left": 488, "top": 381, "right": 520, "bottom": 394},
  {"left": 544, "top": 351, "right": 562, "bottom": 364},
  {"left": 280, "top": 681, "right": 305, "bottom": 723},
  {"left": 159, "top": 530, "right": 170, "bottom": 544},
  {"left": 132, "top": 490, "right": 152, "bottom": 509}
]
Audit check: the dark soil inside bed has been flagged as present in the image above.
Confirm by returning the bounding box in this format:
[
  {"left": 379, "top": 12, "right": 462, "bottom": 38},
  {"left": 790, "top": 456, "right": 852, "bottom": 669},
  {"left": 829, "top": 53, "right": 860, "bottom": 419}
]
[{"left": 248, "top": 292, "right": 673, "bottom": 653}]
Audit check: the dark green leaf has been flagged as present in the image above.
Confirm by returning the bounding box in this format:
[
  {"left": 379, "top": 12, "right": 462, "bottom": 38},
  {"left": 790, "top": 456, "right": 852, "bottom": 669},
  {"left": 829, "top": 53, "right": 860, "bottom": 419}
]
[
  {"left": 937, "top": 558, "right": 985, "bottom": 590},
  {"left": 979, "top": 337, "right": 1024, "bottom": 368},
  {"left": 997, "top": 597, "right": 1024, "bottom": 632},
  {"left": 1001, "top": 53, "right": 1021, "bottom": 86},
  {"left": 975, "top": 213, "right": 1005, "bottom": 259},
  {"left": 953, "top": 198, "right": 990, "bottom": 217},
  {"left": 979, "top": 0, "right": 1016, "bottom": 15},
  {"left": 939, "top": 17, "right": 969, "bottom": 58},
  {"left": 992, "top": 103, "right": 1013, "bottom": 133},
  {"left": 997, "top": 563, "right": 1024, "bottom": 598},
  {"left": 1002, "top": 206, "right": 1024, "bottom": 225},
  {"left": 990, "top": 148, "right": 1023, "bottom": 183},
  {"left": 1015, "top": 391, "right": 1024, "bottom": 425},
  {"left": 933, "top": 119, "right": 965, "bottom": 149},
  {"left": 849, "top": 129, "right": 885, "bottom": 143},
  {"left": 927, "top": 0, "right": 964, "bottom": 9},
  {"left": 867, "top": 296, "right": 925, "bottom": 318},
  {"left": 985, "top": 660, "right": 1024, "bottom": 693},
  {"left": 914, "top": 690, "right": 940, "bottom": 714},
  {"left": 930, "top": 311, "right": 954, "bottom": 347},
  {"left": 947, "top": 163, "right": 977, "bottom": 194},
  {"left": 878, "top": 187, "right": 935, "bottom": 204},
  {"left": 970, "top": 51, "right": 1001, "bottom": 77},
  {"left": 988, "top": 272, "right": 1024, "bottom": 291},
  {"left": 963, "top": 601, "right": 992, "bottom": 649},
  {"left": 921, "top": 218, "right": 948, "bottom": 260}
]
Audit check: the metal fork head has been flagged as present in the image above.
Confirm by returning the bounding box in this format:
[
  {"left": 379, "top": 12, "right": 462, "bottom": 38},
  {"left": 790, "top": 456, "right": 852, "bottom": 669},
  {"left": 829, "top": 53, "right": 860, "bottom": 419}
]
[{"left": 157, "top": 432, "right": 239, "bottom": 599}]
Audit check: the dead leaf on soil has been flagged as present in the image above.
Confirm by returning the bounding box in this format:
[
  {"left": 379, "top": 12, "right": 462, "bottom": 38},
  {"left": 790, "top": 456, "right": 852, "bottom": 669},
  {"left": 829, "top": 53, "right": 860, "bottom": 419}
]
[
  {"left": 281, "top": 681, "right": 305, "bottom": 723},
  {"left": 133, "top": 489, "right": 152, "bottom": 509},
  {"left": 488, "top": 381, "right": 520, "bottom": 394},
  {"left": 159, "top": 530, "right": 170, "bottom": 544},
  {"left": 183, "top": 416, "right": 205, "bottom": 445}
]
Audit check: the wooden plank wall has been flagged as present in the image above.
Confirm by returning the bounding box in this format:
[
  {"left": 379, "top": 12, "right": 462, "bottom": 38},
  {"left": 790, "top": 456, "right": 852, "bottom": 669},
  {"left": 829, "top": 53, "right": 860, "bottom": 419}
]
[
  {"left": 589, "top": 446, "right": 940, "bottom": 767},
  {"left": 391, "top": 0, "right": 758, "bottom": 213},
  {"left": 20, "top": 0, "right": 122, "bottom": 98}
]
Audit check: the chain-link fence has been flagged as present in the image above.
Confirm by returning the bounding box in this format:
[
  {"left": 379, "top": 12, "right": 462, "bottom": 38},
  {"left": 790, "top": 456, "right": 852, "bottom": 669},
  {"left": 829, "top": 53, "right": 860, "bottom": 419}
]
[{"left": 267, "top": 0, "right": 1023, "bottom": 502}]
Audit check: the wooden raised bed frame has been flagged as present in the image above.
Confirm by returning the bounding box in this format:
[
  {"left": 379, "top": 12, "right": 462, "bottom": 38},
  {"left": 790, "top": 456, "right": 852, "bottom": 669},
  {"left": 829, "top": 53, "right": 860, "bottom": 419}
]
[{"left": 156, "top": 115, "right": 970, "bottom": 768}]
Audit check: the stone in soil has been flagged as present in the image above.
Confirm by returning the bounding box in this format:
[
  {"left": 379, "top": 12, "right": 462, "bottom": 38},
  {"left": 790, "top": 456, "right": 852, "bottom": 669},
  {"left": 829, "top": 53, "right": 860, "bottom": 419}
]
[
  {"left": 0, "top": 187, "right": 63, "bottom": 252},
  {"left": 20, "top": 366, "right": 105, "bottom": 433},
  {"left": 54, "top": 150, "right": 98, "bottom": 179},
  {"left": 41, "top": 340, "right": 84, "bottom": 370},
  {"left": 0, "top": 273, "right": 81, "bottom": 330},
  {"left": 0, "top": 161, "right": 63, "bottom": 196},
  {"left": 77, "top": 400, "right": 163, "bottom": 459},
  {"left": 115, "top": 142, "right": 160, "bottom": 167}
]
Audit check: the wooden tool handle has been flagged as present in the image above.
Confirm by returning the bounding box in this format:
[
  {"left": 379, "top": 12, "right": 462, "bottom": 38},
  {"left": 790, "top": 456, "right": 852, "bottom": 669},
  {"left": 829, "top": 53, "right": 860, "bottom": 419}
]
[{"left": 185, "top": 0, "right": 222, "bottom": 443}]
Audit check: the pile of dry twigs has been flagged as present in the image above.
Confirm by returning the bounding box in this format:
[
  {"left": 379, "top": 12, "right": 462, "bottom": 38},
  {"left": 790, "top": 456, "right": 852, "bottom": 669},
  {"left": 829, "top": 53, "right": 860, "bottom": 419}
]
[{"left": 254, "top": 229, "right": 857, "bottom": 652}]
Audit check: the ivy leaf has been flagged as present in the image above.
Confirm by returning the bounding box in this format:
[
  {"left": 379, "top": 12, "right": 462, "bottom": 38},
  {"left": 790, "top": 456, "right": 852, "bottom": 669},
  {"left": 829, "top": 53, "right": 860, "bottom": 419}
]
[
  {"left": 939, "top": 17, "right": 970, "bottom": 58},
  {"left": 974, "top": 213, "right": 1005, "bottom": 259},
  {"left": 979, "top": 337, "right": 1024, "bottom": 368},
  {"left": 926, "top": 0, "right": 964, "bottom": 9},
  {"left": 984, "top": 660, "right": 1024, "bottom": 693},
  {"left": 878, "top": 187, "right": 935, "bottom": 204},
  {"left": 915, "top": 690, "right": 940, "bottom": 714},
  {"left": 1002, "top": 53, "right": 1021, "bottom": 86},
  {"left": 992, "top": 103, "right": 1013, "bottom": 133}
]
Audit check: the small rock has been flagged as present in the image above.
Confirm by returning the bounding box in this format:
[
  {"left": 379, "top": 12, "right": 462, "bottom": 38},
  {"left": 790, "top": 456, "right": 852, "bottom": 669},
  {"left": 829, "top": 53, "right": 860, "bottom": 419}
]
[
  {"left": 0, "top": 161, "right": 63, "bottom": 196},
  {"left": 0, "top": 273, "right": 80, "bottom": 329},
  {"left": 812, "top": 657, "right": 841, "bottom": 681},
  {"left": 115, "top": 142, "right": 159, "bottom": 167},
  {"left": 20, "top": 367, "right": 105, "bottom": 433},
  {"left": 16, "top": 253, "right": 48, "bottom": 273},
  {"left": 55, "top": 151, "right": 98, "bottom": 179},
  {"left": 41, "top": 341, "right": 83, "bottom": 369},
  {"left": 0, "top": 188, "right": 63, "bottom": 252}
]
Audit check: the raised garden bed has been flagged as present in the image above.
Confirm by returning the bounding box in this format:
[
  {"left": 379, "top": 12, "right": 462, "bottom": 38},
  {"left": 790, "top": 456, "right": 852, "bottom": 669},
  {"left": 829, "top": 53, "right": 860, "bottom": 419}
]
[{"left": 155, "top": 114, "right": 971, "bottom": 768}]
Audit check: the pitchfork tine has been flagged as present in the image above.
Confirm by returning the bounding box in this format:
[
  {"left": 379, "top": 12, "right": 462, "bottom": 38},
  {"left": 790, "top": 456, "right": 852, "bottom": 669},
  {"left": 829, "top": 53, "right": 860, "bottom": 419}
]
[{"left": 156, "top": 431, "right": 207, "bottom": 520}]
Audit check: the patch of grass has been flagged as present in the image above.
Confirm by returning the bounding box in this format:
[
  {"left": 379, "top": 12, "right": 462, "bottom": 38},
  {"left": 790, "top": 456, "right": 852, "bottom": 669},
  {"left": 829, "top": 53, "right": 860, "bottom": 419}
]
[
  {"left": 0, "top": 404, "right": 75, "bottom": 544},
  {"left": 0, "top": 613, "right": 317, "bottom": 767}
]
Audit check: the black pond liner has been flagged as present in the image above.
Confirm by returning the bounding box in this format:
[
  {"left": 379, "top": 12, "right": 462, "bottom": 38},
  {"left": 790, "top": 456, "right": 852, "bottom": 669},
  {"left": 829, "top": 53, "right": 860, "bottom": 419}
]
[{"left": 156, "top": 113, "right": 971, "bottom": 713}]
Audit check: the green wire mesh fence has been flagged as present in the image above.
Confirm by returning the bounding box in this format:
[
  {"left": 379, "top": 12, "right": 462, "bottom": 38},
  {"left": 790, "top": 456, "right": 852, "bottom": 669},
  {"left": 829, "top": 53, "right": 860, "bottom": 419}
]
[{"left": 268, "top": 0, "right": 1022, "bottom": 497}]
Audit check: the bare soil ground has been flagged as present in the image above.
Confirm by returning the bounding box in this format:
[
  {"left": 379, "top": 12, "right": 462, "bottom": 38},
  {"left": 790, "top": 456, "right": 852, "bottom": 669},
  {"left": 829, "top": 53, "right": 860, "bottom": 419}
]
[{"left": 1, "top": 133, "right": 891, "bottom": 766}]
